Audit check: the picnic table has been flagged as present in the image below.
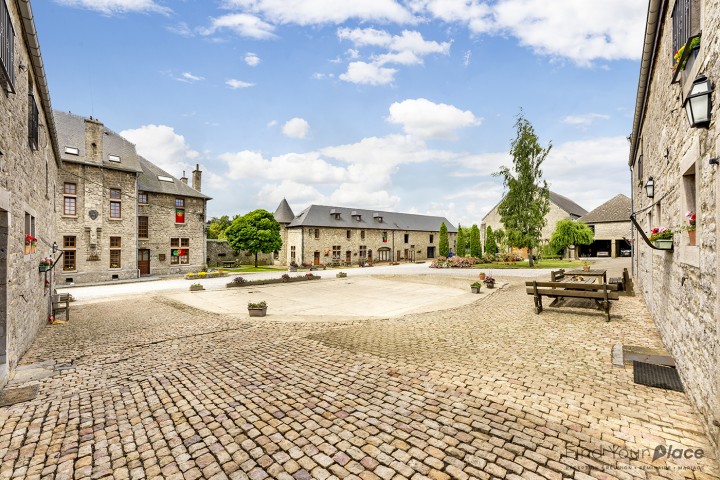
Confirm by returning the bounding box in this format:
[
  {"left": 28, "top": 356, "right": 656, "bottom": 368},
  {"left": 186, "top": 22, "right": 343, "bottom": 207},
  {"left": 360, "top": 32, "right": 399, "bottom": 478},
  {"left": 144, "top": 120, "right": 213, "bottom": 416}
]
[{"left": 564, "top": 268, "right": 608, "bottom": 284}]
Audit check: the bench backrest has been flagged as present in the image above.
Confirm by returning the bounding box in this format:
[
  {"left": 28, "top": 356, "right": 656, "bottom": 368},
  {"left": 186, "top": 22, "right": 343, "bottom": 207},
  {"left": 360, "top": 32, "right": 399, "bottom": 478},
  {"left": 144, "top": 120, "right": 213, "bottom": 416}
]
[
  {"left": 550, "top": 269, "right": 565, "bottom": 281},
  {"left": 525, "top": 280, "right": 619, "bottom": 291}
]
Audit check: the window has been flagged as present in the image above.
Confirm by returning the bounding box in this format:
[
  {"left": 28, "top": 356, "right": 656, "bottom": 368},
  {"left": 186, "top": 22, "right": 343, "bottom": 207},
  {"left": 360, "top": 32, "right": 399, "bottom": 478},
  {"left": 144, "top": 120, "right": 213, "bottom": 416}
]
[
  {"left": 314, "top": 228, "right": 319, "bottom": 239},
  {"left": 110, "top": 237, "right": 121, "bottom": 269},
  {"left": 63, "top": 182, "right": 77, "bottom": 216},
  {"left": 158, "top": 175, "right": 174, "bottom": 182},
  {"left": 672, "top": 0, "right": 693, "bottom": 55},
  {"left": 64, "top": 147, "right": 79, "bottom": 155},
  {"left": 28, "top": 93, "right": 39, "bottom": 150},
  {"left": 359, "top": 245, "right": 367, "bottom": 258},
  {"left": 291, "top": 246, "right": 296, "bottom": 260},
  {"left": 404, "top": 233, "right": 409, "bottom": 243},
  {"left": 332, "top": 245, "right": 341, "bottom": 259},
  {"left": 361, "top": 230, "right": 365, "bottom": 240},
  {"left": 683, "top": 165, "right": 697, "bottom": 246},
  {"left": 24, "top": 212, "right": 36, "bottom": 253},
  {"left": 110, "top": 189, "right": 121, "bottom": 218},
  {"left": 138, "top": 216, "right": 148, "bottom": 239},
  {"left": 429, "top": 234, "right": 434, "bottom": 244},
  {"left": 138, "top": 191, "right": 148, "bottom": 204},
  {"left": 382, "top": 231, "right": 388, "bottom": 243},
  {"left": 346, "top": 230, "right": 351, "bottom": 239},
  {"left": 170, "top": 238, "right": 190, "bottom": 264},
  {"left": 175, "top": 198, "right": 185, "bottom": 223},
  {"left": 0, "top": 0, "right": 15, "bottom": 91},
  {"left": 181, "top": 238, "right": 190, "bottom": 247},
  {"left": 108, "top": 155, "right": 121, "bottom": 163},
  {"left": 171, "top": 238, "right": 180, "bottom": 247},
  {"left": 63, "top": 236, "right": 76, "bottom": 271}
]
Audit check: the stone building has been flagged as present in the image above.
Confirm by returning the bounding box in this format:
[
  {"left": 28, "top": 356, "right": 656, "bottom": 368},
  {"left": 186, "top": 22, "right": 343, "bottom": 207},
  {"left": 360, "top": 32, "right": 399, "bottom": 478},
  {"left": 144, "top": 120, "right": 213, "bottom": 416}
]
[
  {"left": 54, "top": 111, "right": 208, "bottom": 283},
  {"left": 629, "top": 0, "right": 719, "bottom": 458},
  {"left": 0, "top": 0, "right": 60, "bottom": 386},
  {"left": 206, "top": 239, "right": 273, "bottom": 268},
  {"left": 274, "top": 203, "right": 457, "bottom": 266},
  {"left": 481, "top": 191, "right": 587, "bottom": 257},
  {"left": 576, "top": 194, "right": 632, "bottom": 258}
]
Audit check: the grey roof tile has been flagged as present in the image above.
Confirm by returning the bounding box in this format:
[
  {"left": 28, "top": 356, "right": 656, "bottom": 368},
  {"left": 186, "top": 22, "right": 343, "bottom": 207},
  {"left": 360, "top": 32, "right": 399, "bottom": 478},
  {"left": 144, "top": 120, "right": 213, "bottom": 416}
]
[
  {"left": 274, "top": 199, "right": 295, "bottom": 223},
  {"left": 137, "top": 156, "right": 210, "bottom": 199},
  {"left": 578, "top": 194, "right": 631, "bottom": 223},
  {"left": 287, "top": 205, "right": 456, "bottom": 232}
]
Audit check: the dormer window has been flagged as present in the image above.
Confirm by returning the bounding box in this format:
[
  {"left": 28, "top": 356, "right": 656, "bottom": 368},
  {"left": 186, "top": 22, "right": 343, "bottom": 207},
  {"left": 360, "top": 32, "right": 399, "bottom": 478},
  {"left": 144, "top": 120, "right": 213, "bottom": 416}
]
[
  {"left": 373, "top": 212, "right": 383, "bottom": 223},
  {"left": 158, "top": 175, "right": 174, "bottom": 182},
  {"left": 65, "top": 147, "right": 79, "bottom": 155},
  {"left": 108, "top": 155, "right": 121, "bottom": 163},
  {"left": 351, "top": 210, "right": 362, "bottom": 221},
  {"left": 329, "top": 208, "right": 340, "bottom": 220}
]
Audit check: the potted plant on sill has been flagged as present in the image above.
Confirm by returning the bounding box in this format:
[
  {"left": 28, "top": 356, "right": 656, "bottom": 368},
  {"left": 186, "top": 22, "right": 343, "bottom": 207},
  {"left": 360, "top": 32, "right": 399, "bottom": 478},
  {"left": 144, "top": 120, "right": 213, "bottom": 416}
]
[
  {"left": 24, "top": 234, "right": 37, "bottom": 254},
  {"left": 470, "top": 282, "right": 482, "bottom": 294},
  {"left": 39, "top": 257, "right": 54, "bottom": 273},
  {"left": 248, "top": 301, "right": 267, "bottom": 317},
  {"left": 483, "top": 275, "right": 495, "bottom": 289},
  {"left": 189, "top": 283, "right": 204, "bottom": 292},
  {"left": 685, "top": 211, "right": 696, "bottom": 245},
  {"left": 649, "top": 227, "right": 674, "bottom": 250}
]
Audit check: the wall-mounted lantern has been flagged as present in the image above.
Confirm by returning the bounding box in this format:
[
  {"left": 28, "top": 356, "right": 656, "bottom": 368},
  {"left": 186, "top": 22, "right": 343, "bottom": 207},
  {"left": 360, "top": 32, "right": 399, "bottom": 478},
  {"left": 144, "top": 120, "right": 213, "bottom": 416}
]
[
  {"left": 645, "top": 177, "right": 655, "bottom": 198},
  {"left": 684, "top": 74, "right": 713, "bottom": 127}
]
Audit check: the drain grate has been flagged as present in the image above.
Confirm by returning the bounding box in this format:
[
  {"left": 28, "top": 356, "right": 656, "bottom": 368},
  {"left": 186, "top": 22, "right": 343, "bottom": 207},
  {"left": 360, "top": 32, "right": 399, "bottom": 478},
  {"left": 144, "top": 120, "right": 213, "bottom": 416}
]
[
  {"left": 0, "top": 385, "right": 39, "bottom": 407},
  {"left": 633, "top": 361, "right": 684, "bottom": 392}
]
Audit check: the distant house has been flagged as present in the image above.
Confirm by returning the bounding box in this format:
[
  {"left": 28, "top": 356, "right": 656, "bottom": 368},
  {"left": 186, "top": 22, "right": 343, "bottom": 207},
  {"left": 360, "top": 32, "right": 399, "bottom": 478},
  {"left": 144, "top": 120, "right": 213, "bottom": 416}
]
[
  {"left": 273, "top": 201, "right": 457, "bottom": 266},
  {"left": 577, "top": 194, "right": 631, "bottom": 258},
  {"left": 54, "top": 112, "right": 209, "bottom": 284},
  {"left": 481, "top": 191, "right": 588, "bottom": 257},
  {"left": 0, "top": 0, "right": 61, "bottom": 386}
]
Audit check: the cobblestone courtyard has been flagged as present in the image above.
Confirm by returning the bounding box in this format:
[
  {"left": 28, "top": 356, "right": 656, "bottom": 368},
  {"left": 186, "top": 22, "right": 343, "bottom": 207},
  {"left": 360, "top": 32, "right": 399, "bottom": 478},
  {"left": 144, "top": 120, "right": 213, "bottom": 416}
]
[{"left": 1, "top": 275, "right": 718, "bottom": 479}]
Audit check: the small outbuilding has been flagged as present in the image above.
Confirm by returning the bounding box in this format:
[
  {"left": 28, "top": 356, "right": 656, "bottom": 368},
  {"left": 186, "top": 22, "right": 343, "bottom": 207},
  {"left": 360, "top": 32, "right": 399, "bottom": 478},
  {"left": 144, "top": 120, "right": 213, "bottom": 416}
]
[{"left": 577, "top": 194, "right": 631, "bottom": 258}]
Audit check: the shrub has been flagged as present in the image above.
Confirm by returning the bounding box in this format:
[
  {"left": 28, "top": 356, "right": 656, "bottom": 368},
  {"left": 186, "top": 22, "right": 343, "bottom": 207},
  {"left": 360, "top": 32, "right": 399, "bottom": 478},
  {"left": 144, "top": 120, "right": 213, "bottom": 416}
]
[
  {"left": 198, "top": 271, "right": 208, "bottom": 277},
  {"left": 248, "top": 301, "right": 267, "bottom": 309},
  {"left": 229, "top": 276, "right": 247, "bottom": 286},
  {"left": 281, "top": 273, "right": 291, "bottom": 282}
]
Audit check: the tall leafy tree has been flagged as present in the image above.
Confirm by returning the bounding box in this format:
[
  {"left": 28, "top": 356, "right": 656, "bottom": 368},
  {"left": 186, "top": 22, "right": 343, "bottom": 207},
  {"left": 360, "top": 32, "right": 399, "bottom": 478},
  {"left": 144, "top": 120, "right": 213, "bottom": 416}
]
[
  {"left": 225, "top": 209, "right": 282, "bottom": 267},
  {"left": 484, "top": 226, "right": 498, "bottom": 255},
  {"left": 438, "top": 222, "right": 449, "bottom": 257},
  {"left": 494, "top": 113, "right": 551, "bottom": 267},
  {"left": 456, "top": 226, "right": 466, "bottom": 256},
  {"left": 207, "top": 215, "right": 232, "bottom": 239},
  {"left": 494, "top": 228, "right": 506, "bottom": 253},
  {"left": 549, "top": 219, "right": 594, "bottom": 255},
  {"left": 469, "top": 224, "right": 482, "bottom": 257}
]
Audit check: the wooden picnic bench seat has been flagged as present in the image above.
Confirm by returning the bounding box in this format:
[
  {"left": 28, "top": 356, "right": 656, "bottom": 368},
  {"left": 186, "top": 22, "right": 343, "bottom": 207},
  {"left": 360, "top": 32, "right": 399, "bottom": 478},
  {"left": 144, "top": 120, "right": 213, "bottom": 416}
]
[
  {"left": 221, "top": 260, "right": 236, "bottom": 268},
  {"left": 525, "top": 280, "right": 620, "bottom": 322}
]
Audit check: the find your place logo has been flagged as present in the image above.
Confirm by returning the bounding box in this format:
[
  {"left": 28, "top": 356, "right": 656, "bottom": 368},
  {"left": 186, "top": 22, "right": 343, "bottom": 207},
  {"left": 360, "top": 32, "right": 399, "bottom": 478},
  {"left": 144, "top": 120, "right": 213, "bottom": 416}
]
[{"left": 653, "top": 445, "right": 704, "bottom": 462}]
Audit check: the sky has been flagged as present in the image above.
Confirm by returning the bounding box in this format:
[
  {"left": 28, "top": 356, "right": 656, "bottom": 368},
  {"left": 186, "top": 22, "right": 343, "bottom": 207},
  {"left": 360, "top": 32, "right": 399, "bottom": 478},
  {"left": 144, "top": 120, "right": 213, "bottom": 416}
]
[{"left": 33, "top": 0, "right": 647, "bottom": 227}]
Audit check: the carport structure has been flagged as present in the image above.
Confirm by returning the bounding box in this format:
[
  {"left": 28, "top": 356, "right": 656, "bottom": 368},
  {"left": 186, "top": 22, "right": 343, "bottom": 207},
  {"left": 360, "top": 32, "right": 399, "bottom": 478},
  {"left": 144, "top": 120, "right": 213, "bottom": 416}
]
[{"left": 578, "top": 194, "right": 632, "bottom": 258}]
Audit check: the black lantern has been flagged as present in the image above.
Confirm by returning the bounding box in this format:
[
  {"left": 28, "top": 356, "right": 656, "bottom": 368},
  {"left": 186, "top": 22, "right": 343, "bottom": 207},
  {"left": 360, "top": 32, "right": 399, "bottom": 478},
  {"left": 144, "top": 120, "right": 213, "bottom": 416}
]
[
  {"left": 684, "top": 74, "right": 713, "bottom": 127},
  {"left": 645, "top": 177, "right": 655, "bottom": 198}
]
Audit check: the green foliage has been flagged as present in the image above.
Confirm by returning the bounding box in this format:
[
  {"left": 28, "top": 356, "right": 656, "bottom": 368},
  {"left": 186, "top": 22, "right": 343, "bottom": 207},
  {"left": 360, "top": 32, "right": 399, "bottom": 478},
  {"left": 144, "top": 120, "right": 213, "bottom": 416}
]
[
  {"left": 469, "top": 224, "right": 482, "bottom": 257},
  {"left": 494, "top": 113, "right": 551, "bottom": 267},
  {"left": 494, "top": 228, "right": 506, "bottom": 252},
  {"left": 207, "top": 215, "right": 233, "bottom": 239},
  {"left": 549, "top": 219, "right": 594, "bottom": 253},
  {"left": 484, "top": 226, "right": 498, "bottom": 255},
  {"left": 456, "top": 226, "right": 466, "bottom": 256},
  {"left": 439, "top": 222, "right": 449, "bottom": 257},
  {"left": 226, "top": 209, "right": 283, "bottom": 267}
]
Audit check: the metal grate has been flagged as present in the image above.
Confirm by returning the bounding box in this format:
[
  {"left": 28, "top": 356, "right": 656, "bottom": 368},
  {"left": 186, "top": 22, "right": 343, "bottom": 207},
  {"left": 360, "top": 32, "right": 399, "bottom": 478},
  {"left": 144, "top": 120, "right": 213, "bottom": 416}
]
[
  {"left": 633, "top": 361, "right": 684, "bottom": 392},
  {"left": 28, "top": 93, "right": 39, "bottom": 150},
  {"left": 0, "top": 0, "right": 14, "bottom": 90},
  {"left": 672, "top": 0, "right": 692, "bottom": 55}
]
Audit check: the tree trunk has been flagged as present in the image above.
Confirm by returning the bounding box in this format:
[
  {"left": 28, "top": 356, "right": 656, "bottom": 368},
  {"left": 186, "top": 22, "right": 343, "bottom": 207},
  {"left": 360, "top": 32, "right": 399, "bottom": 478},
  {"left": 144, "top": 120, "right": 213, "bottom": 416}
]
[
  {"left": 254, "top": 252, "right": 258, "bottom": 268},
  {"left": 528, "top": 249, "right": 534, "bottom": 267}
]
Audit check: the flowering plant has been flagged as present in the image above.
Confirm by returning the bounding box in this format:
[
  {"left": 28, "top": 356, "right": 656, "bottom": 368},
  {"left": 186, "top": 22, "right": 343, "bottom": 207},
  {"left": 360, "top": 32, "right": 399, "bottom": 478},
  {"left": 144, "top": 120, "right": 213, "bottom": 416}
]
[
  {"left": 649, "top": 227, "right": 673, "bottom": 241},
  {"left": 39, "top": 257, "right": 54, "bottom": 267},
  {"left": 672, "top": 37, "right": 701, "bottom": 72},
  {"left": 685, "top": 211, "right": 696, "bottom": 230},
  {"left": 24, "top": 234, "right": 37, "bottom": 246}
]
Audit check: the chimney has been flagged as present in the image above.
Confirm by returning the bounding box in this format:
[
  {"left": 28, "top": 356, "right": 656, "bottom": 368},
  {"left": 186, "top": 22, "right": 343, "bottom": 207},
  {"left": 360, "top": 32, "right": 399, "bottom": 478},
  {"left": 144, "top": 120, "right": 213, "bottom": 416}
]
[
  {"left": 192, "top": 164, "right": 202, "bottom": 192},
  {"left": 84, "top": 117, "right": 104, "bottom": 163},
  {"left": 180, "top": 171, "right": 188, "bottom": 184}
]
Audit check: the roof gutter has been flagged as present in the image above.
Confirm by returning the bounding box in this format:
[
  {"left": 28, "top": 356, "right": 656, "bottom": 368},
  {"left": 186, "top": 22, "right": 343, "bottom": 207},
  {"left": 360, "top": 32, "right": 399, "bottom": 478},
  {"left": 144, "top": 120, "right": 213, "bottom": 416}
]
[
  {"left": 629, "top": 0, "right": 665, "bottom": 166},
  {"left": 16, "top": 0, "right": 61, "bottom": 167}
]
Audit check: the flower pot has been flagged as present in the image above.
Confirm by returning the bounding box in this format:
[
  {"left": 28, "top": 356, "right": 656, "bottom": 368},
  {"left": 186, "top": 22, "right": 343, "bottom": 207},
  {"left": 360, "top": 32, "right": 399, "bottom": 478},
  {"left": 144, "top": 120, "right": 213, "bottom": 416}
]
[
  {"left": 39, "top": 264, "right": 51, "bottom": 273},
  {"left": 479, "top": 273, "right": 486, "bottom": 281},
  {"left": 688, "top": 229, "right": 696, "bottom": 246},
  {"left": 24, "top": 245, "right": 31, "bottom": 254},
  {"left": 471, "top": 286, "right": 481, "bottom": 294},
  {"left": 485, "top": 281, "right": 495, "bottom": 289},
  {"left": 289, "top": 266, "right": 297, "bottom": 272},
  {"left": 336, "top": 273, "right": 347, "bottom": 278},
  {"left": 248, "top": 307, "right": 267, "bottom": 317},
  {"left": 653, "top": 239, "right": 673, "bottom": 250},
  {"left": 189, "top": 285, "right": 204, "bottom": 291},
  {"left": 582, "top": 265, "right": 590, "bottom": 272},
  {"left": 31, "top": 245, "right": 37, "bottom": 253}
]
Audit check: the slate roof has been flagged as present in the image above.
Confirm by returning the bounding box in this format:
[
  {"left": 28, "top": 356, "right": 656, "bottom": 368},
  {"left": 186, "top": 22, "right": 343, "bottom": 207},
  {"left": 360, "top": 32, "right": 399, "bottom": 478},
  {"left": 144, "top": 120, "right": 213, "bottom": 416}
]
[
  {"left": 137, "top": 156, "right": 210, "bottom": 200},
  {"left": 287, "top": 205, "right": 457, "bottom": 233},
  {"left": 578, "top": 194, "right": 631, "bottom": 224},
  {"left": 482, "top": 190, "right": 587, "bottom": 222},
  {"left": 274, "top": 199, "right": 295, "bottom": 224},
  {"left": 54, "top": 111, "right": 143, "bottom": 173}
]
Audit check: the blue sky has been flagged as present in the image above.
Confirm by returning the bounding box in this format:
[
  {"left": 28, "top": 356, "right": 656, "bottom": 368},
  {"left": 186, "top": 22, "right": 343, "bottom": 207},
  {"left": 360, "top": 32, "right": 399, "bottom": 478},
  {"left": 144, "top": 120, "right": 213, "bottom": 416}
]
[{"left": 34, "top": 0, "right": 647, "bottom": 226}]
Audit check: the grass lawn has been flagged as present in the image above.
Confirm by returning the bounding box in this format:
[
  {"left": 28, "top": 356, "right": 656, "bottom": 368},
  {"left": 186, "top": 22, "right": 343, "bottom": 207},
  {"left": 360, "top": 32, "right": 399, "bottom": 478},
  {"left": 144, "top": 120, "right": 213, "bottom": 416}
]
[{"left": 474, "top": 259, "right": 586, "bottom": 269}]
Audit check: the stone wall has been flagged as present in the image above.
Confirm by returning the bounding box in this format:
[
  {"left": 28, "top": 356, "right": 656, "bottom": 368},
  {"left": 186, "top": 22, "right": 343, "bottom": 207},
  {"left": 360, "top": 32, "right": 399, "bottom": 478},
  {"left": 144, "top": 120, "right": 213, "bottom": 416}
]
[
  {"left": 285, "top": 227, "right": 456, "bottom": 265},
  {"left": 138, "top": 193, "right": 207, "bottom": 275},
  {"left": 631, "top": 0, "right": 719, "bottom": 458},
  {"left": 56, "top": 163, "right": 138, "bottom": 284},
  {"left": 206, "top": 239, "right": 273, "bottom": 267},
  {"left": 0, "top": 0, "right": 59, "bottom": 386}
]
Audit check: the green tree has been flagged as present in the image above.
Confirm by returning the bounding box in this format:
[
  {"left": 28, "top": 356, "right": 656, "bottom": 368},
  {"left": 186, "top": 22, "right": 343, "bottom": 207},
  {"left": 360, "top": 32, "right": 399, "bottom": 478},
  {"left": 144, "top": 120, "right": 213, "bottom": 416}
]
[
  {"left": 494, "top": 228, "right": 506, "bottom": 253},
  {"left": 484, "top": 226, "right": 498, "bottom": 255},
  {"left": 469, "top": 224, "right": 482, "bottom": 257},
  {"left": 439, "top": 222, "right": 449, "bottom": 257},
  {"left": 225, "top": 209, "right": 283, "bottom": 267},
  {"left": 456, "top": 226, "right": 466, "bottom": 256},
  {"left": 207, "top": 215, "right": 232, "bottom": 239},
  {"left": 549, "top": 219, "right": 594, "bottom": 256},
  {"left": 494, "top": 113, "right": 551, "bottom": 267}
]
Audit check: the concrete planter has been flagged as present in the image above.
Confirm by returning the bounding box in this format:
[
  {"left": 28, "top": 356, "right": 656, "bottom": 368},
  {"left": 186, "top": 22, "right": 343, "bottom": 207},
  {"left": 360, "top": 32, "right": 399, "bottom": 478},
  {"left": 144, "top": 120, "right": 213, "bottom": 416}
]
[
  {"left": 653, "top": 239, "right": 673, "bottom": 250},
  {"left": 248, "top": 307, "right": 267, "bottom": 317},
  {"left": 471, "top": 286, "right": 481, "bottom": 294},
  {"left": 189, "top": 285, "right": 204, "bottom": 292}
]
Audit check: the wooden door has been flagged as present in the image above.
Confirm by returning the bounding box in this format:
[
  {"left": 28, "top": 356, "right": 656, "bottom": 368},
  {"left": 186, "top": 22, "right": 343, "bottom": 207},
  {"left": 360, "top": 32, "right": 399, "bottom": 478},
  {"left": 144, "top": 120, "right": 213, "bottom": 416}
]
[
  {"left": 345, "top": 251, "right": 351, "bottom": 264},
  {"left": 313, "top": 251, "right": 320, "bottom": 265},
  {"left": 138, "top": 249, "right": 151, "bottom": 275},
  {"left": 404, "top": 249, "right": 409, "bottom": 261}
]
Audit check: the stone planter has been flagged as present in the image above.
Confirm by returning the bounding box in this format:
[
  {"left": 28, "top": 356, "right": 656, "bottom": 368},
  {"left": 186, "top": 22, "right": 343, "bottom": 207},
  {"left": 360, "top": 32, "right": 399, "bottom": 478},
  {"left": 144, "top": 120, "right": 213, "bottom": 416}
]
[
  {"left": 189, "top": 285, "right": 204, "bottom": 292},
  {"left": 688, "top": 229, "right": 696, "bottom": 246},
  {"left": 336, "top": 273, "right": 347, "bottom": 278},
  {"left": 248, "top": 307, "right": 267, "bottom": 317},
  {"left": 471, "top": 286, "right": 481, "bottom": 294},
  {"left": 289, "top": 266, "right": 297, "bottom": 272},
  {"left": 653, "top": 239, "right": 673, "bottom": 250},
  {"left": 39, "top": 264, "right": 52, "bottom": 273}
]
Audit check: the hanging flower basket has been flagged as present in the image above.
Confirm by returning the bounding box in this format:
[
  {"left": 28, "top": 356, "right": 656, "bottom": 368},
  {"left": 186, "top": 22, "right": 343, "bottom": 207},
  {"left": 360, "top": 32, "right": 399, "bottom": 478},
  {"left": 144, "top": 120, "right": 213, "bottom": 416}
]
[{"left": 652, "top": 239, "right": 674, "bottom": 250}]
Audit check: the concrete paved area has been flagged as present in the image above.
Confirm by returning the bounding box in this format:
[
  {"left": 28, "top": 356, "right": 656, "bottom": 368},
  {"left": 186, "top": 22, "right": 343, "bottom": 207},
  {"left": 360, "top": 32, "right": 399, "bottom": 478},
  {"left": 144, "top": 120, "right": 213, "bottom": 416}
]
[{"left": 2, "top": 264, "right": 717, "bottom": 480}]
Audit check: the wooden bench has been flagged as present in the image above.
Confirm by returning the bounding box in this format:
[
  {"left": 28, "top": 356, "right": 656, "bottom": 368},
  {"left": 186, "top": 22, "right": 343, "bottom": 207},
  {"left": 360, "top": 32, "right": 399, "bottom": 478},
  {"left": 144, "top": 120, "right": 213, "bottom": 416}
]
[
  {"left": 221, "top": 261, "right": 236, "bottom": 268},
  {"left": 608, "top": 268, "right": 634, "bottom": 296},
  {"left": 52, "top": 293, "right": 71, "bottom": 321},
  {"left": 525, "top": 281, "right": 620, "bottom": 322}
]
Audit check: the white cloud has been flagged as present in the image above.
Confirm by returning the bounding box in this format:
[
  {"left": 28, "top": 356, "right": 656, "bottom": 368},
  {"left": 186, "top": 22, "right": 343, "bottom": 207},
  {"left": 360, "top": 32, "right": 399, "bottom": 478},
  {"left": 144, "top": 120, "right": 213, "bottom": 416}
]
[
  {"left": 258, "top": 181, "right": 326, "bottom": 206},
  {"left": 202, "top": 13, "right": 276, "bottom": 39},
  {"left": 321, "top": 134, "right": 458, "bottom": 167},
  {"left": 267, "top": 120, "right": 278, "bottom": 128},
  {"left": 120, "top": 125, "right": 200, "bottom": 177},
  {"left": 175, "top": 72, "right": 204, "bottom": 83},
  {"left": 282, "top": 118, "right": 311, "bottom": 139},
  {"left": 167, "top": 22, "right": 194, "bottom": 37},
  {"left": 226, "top": 79, "right": 256, "bottom": 89},
  {"left": 562, "top": 113, "right": 610, "bottom": 126},
  {"left": 387, "top": 98, "right": 481, "bottom": 140},
  {"left": 54, "top": 0, "right": 170, "bottom": 15},
  {"left": 221, "top": 0, "right": 414, "bottom": 25},
  {"left": 221, "top": 151, "right": 346, "bottom": 184},
  {"left": 245, "top": 52, "right": 261, "bottom": 66},
  {"left": 339, "top": 61, "right": 397, "bottom": 86},
  {"left": 463, "top": 50, "right": 471, "bottom": 67}
]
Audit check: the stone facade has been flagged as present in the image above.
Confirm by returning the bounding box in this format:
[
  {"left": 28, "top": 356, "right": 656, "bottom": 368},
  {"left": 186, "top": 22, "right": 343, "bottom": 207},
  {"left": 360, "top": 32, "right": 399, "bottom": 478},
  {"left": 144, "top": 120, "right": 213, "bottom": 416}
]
[
  {"left": 206, "top": 239, "right": 273, "bottom": 267},
  {"left": 629, "top": 0, "right": 719, "bottom": 459},
  {"left": 0, "top": 0, "right": 60, "bottom": 386}
]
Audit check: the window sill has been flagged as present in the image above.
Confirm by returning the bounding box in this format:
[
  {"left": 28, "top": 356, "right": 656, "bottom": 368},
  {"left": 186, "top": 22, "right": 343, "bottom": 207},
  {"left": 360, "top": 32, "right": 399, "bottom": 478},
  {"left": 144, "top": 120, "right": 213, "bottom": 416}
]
[
  {"left": 61, "top": 270, "right": 77, "bottom": 274},
  {"left": 62, "top": 215, "right": 78, "bottom": 219},
  {"left": 175, "top": 223, "right": 186, "bottom": 225},
  {"left": 109, "top": 217, "right": 123, "bottom": 221}
]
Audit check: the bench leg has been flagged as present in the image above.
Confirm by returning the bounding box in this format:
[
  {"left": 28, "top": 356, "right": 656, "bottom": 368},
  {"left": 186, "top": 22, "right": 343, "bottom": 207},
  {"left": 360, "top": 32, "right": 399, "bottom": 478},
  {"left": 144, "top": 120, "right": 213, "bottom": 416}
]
[
  {"left": 602, "top": 301, "right": 611, "bottom": 322},
  {"left": 534, "top": 295, "right": 543, "bottom": 314}
]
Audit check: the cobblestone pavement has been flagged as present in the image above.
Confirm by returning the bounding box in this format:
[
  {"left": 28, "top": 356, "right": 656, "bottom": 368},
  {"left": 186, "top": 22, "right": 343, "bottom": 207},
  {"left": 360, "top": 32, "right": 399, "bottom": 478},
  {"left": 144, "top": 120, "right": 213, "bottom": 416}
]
[{"left": 2, "top": 278, "right": 718, "bottom": 480}]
